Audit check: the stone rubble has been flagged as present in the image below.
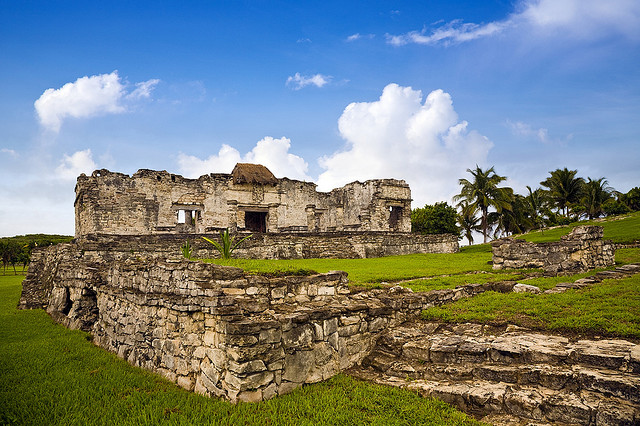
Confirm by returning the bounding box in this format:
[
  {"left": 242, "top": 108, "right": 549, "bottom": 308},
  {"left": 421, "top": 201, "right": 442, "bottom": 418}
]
[{"left": 544, "top": 263, "right": 640, "bottom": 295}]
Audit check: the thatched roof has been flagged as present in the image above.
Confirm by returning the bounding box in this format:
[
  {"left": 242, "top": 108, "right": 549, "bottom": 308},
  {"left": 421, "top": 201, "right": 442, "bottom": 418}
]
[{"left": 232, "top": 163, "right": 278, "bottom": 185}]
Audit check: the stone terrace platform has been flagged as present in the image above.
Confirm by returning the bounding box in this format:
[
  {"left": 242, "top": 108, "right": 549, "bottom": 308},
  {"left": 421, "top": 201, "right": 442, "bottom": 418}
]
[{"left": 350, "top": 322, "right": 640, "bottom": 425}]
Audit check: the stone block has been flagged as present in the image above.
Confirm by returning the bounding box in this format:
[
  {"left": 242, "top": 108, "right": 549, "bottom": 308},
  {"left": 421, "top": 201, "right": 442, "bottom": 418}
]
[
  {"left": 259, "top": 327, "right": 282, "bottom": 344},
  {"left": 323, "top": 318, "right": 338, "bottom": 336},
  {"left": 340, "top": 315, "right": 360, "bottom": 326},
  {"left": 228, "top": 360, "right": 267, "bottom": 375},
  {"left": 283, "top": 324, "right": 314, "bottom": 349},
  {"left": 282, "top": 350, "right": 314, "bottom": 382},
  {"left": 224, "top": 370, "right": 273, "bottom": 392},
  {"left": 205, "top": 348, "right": 227, "bottom": 366},
  {"left": 222, "top": 287, "right": 246, "bottom": 296},
  {"left": 317, "top": 286, "right": 335, "bottom": 296},
  {"left": 369, "top": 317, "right": 388, "bottom": 332},
  {"left": 203, "top": 331, "right": 216, "bottom": 346},
  {"left": 512, "top": 283, "right": 541, "bottom": 294},
  {"left": 177, "top": 375, "right": 195, "bottom": 391},
  {"left": 271, "top": 287, "right": 286, "bottom": 299},
  {"left": 262, "top": 383, "right": 278, "bottom": 400},
  {"left": 338, "top": 323, "right": 360, "bottom": 337},
  {"left": 312, "top": 322, "right": 324, "bottom": 340},
  {"left": 226, "top": 334, "right": 259, "bottom": 347},
  {"left": 277, "top": 381, "right": 301, "bottom": 396},
  {"left": 237, "top": 389, "right": 263, "bottom": 403}
]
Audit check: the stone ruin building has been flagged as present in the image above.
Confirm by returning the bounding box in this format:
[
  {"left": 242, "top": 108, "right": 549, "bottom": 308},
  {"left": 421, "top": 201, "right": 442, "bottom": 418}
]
[
  {"left": 73, "top": 163, "right": 458, "bottom": 259},
  {"left": 76, "top": 163, "right": 414, "bottom": 236},
  {"left": 18, "top": 164, "right": 640, "bottom": 424}
]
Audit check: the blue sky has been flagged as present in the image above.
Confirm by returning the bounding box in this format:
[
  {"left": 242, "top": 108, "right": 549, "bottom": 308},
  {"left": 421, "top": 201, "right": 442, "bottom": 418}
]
[{"left": 1, "top": 0, "right": 639, "bottom": 236}]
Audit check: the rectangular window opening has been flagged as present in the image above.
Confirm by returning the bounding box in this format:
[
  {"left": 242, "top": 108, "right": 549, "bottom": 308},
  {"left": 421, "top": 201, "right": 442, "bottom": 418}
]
[
  {"left": 245, "top": 211, "right": 267, "bottom": 233},
  {"left": 389, "top": 206, "right": 402, "bottom": 231}
]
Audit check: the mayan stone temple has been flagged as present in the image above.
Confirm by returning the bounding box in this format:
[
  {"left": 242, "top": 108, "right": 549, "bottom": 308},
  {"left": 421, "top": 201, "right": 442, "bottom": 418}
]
[
  {"left": 18, "top": 164, "right": 640, "bottom": 424},
  {"left": 70, "top": 163, "right": 457, "bottom": 258}
]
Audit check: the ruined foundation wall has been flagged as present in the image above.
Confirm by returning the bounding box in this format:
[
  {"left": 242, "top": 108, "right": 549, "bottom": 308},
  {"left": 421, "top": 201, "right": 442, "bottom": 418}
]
[
  {"left": 75, "top": 232, "right": 459, "bottom": 260},
  {"left": 19, "top": 242, "right": 475, "bottom": 403},
  {"left": 492, "top": 226, "right": 615, "bottom": 274}
]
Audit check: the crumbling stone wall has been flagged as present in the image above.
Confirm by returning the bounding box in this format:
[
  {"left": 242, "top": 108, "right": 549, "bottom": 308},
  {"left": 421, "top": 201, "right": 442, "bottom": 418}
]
[
  {"left": 75, "top": 168, "right": 412, "bottom": 237},
  {"left": 492, "top": 226, "right": 615, "bottom": 274},
  {"left": 19, "top": 242, "right": 478, "bottom": 403},
  {"left": 75, "top": 232, "right": 458, "bottom": 260}
]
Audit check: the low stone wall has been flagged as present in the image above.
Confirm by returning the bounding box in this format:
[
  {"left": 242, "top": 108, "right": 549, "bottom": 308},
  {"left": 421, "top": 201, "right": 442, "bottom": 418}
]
[
  {"left": 492, "top": 226, "right": 615, "bottom": 274},
  {"left": 77, "top": 231, "right": 458, "bottom": 260},
  {"left": 19, "top": 242, "right": 476, "bottom": 403}
]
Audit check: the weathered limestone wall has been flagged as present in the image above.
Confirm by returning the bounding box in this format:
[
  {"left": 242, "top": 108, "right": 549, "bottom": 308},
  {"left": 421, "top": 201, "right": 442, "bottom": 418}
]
[
  {"left": 75, "top": 169, "right": 412, "bottom": 237},
  {"left": 76, "top": 232, "right": 459, "bottom": 260},
  {"left": 19, "top": 242, "right": 475, "bottom": 403},
  {"left": 492, "top": 226, "right": 615, "bottom": 274}
]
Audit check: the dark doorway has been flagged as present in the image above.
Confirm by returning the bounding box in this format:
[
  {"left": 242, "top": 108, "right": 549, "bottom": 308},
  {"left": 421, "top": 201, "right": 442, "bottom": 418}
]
[
  {"left": 389, "top": 206, "right": 403, "bottom": 231},
  {"left": 245, "top": 211, "right": 267, "bottom": 232}
]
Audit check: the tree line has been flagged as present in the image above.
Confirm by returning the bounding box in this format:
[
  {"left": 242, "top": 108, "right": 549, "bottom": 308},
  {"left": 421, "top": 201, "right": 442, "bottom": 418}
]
[
  {"left": 0, "top": 234, "right": 73, "bottom": 274},
  {"left": 412, "top": 166, "right": 640, "bottom": 245}
]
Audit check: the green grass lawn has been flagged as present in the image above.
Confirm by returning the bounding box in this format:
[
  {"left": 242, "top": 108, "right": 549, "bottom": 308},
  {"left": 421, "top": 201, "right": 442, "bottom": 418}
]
[
  {"left": 206, "top": 245, "right": 494, "bottom": 288},
  {"left": 0, "top": 273, "right": 481, "bottom": 426},
  {"left": 422, "top": 274, "right": 640, "bottom": 339},
  {"left": 400, "top": 271, "right": 528, "bottom": 292}
]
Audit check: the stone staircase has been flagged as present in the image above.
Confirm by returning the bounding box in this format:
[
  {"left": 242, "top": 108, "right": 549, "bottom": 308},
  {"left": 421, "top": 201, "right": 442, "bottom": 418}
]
[{"left": 348, "top": 322, "right": 640, "bottom": 425}]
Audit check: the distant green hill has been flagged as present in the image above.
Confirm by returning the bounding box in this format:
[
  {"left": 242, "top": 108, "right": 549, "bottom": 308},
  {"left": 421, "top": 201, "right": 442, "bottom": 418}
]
[{"left": 0, "top": 234, "right": 73, "bottom": 247}]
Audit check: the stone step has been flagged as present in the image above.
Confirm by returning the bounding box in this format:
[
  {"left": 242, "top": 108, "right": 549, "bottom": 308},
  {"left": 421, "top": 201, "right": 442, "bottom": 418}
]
[
  {"left": 375, "top": 324, "right": 640, "bottom": 375},
  {"left": 364, "top": 350, "right": 640, "bottom": 405},
  {"left": 348, "top": 367, "right": 640, "bottom": 426}
]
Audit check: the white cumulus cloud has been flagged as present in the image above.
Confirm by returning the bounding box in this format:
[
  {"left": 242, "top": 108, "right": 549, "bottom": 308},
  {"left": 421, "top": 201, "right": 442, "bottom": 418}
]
[
  {"left": 34, "top": 71, "right": 159, "bottom": 132},
  {"left": 387, "top": 0, "right": 640, "bottom": 46},
  {"left": 177, "top": 137, "right": 311, "bottom": 181},
  {"left": 55, "top": 149, "right": 97, "bottom": 181},
  {"left": 286, "top": 73, "right": 332, "bottom": 90},
  {"left": 317, "top": 83, "right": 492, "bottom": 206}
]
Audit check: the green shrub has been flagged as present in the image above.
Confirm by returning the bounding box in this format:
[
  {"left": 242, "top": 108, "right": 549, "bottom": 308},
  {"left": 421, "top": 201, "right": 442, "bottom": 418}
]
[{"left": 411, "top": 202, "right": 459, "bottom": 236}]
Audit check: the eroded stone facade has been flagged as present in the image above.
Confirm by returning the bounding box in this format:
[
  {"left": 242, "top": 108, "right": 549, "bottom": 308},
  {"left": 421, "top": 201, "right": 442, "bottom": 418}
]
[
  {"left": 491, "top": 226, "right": 615, "bottom": 274},
  {"left": 75, "top": 167, "right": 412, "bottom": 237}
]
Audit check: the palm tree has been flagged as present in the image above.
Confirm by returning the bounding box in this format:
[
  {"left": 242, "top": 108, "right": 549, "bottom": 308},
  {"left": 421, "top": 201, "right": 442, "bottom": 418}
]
[
  {"left": 580, "top": 177, "right": 613, "bottom": 219},
  {"left": 489, "top": 191, "right": 531, "bottom": 238},
  {"left": 540, "top": 168, "right": 584, "bottom": 217},
  {"left": 457, "top": 201, "right": 481, "bottom": 246},
  {"left": 525, "top": 185, "right": 551, "bottom": 231},
  {"left": 453, "top": 165, "right": 512, "bottom": 243}
]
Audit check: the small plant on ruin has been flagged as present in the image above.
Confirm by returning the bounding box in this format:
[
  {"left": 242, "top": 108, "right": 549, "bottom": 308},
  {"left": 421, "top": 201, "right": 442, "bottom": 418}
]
[
  {"left": 180, "top": 240, "right": 193, "bottom": 259},
  {"left": 203, "top": 229, "right": 252, "bottom": 259}
]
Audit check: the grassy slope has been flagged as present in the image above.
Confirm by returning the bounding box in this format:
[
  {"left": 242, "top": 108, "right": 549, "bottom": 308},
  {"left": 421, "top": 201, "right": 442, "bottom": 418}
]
[
  {"left": 0, "top": 274, "right": 480, "bottom": 426},
  {"left": 422, "top": 274, "right": 640, "bottom": 338},
  {"left": 518, "top": 211, "right": 640, "bottom": 244},
  {"left": 422, "top": 212, "right": 640, "bottom": 339}
]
